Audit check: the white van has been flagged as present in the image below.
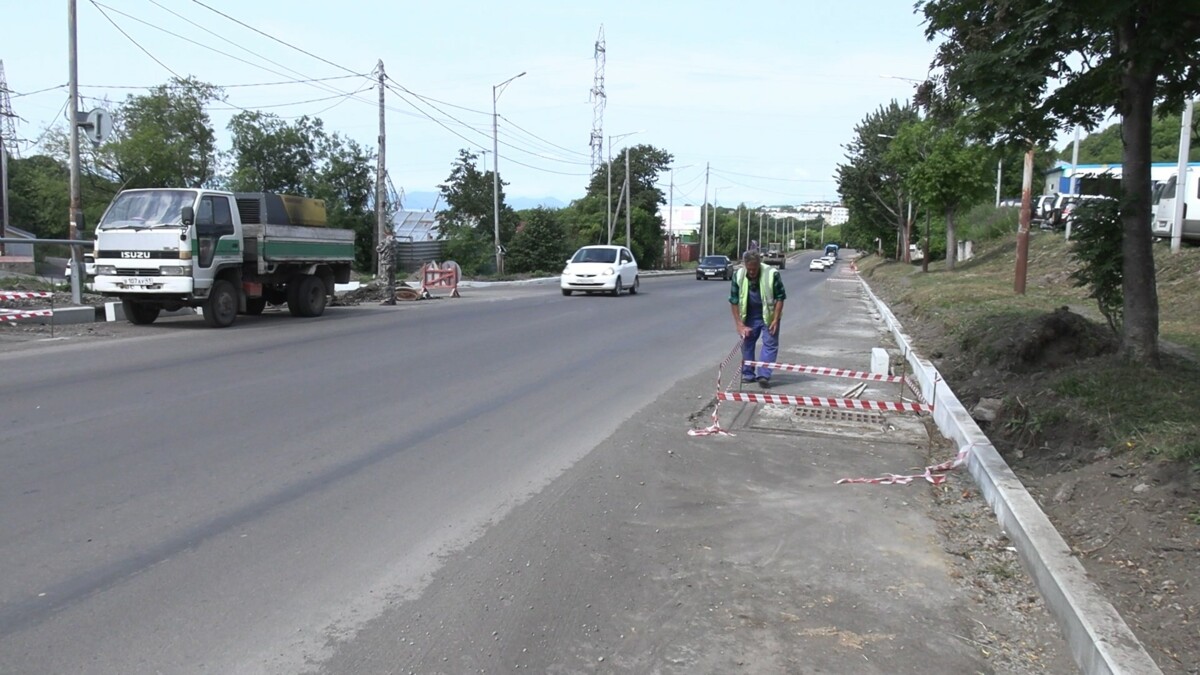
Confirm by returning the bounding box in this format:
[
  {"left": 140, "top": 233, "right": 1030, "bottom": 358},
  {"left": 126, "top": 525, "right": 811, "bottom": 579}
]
[{"left": 1152, "top": 170, "right": 1200, "bottom": 240}]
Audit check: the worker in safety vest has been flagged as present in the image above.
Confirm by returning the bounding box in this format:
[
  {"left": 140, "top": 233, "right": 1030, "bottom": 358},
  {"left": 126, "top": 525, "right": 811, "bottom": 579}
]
[{"left": 729, "top": 250, "right": 786, "bottom": 388}]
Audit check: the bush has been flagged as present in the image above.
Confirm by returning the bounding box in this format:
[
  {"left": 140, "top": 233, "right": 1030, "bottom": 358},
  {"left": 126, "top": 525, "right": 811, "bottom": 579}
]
[
  {"left": 959, "top": 203, "right": 1020, "bottom": 243},
  {"left": 1069, "top": 199, "right": 1123, "bottom": 335}
]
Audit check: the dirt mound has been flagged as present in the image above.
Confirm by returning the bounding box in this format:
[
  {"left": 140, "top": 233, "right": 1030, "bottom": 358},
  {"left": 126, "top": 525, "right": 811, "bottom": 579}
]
[
  {"left": 974, "top": 307, "right": 1118, "bottom": 373},
  {"left": 332, "top": 282, "right": 423, "bottom": 306}
]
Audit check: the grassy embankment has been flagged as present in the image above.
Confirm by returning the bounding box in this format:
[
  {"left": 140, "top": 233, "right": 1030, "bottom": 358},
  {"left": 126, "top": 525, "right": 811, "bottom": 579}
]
[{"left": 859, "top": 213, "right": 1200, "bottom": 463}]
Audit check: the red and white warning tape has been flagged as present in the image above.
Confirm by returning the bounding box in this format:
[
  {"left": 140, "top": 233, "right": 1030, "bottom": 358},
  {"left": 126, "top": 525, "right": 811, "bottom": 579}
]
[
  {"left": 904, "top": 373, "right": 929, "bottom": 406},
  {"left": 688, "top": 339, "right": 743, "bottom": 437},
  {"left": 0, "top": 291, "right": 53, "bottom": 301},
  {"left": 743, "top": 360, "right": 903, "bottom": 383},
  {"left": 836, "top": 444, "right": 972, "bottom": 486},
  {"left": 0, "top": 309, "right": 54, "bottom": 322},
  {"left": 717, "top": 390, "right": 930, "bottom": 413}
]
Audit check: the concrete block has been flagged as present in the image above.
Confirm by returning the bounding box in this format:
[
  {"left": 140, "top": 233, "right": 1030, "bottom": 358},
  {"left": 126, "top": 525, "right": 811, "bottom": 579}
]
[{"left": 870, "top": 347, "right": 889, "bottom": 376}]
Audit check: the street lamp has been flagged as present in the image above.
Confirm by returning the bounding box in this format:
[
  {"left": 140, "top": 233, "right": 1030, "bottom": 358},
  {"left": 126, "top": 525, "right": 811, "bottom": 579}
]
[
  {"left": 607, "top": 130, "right": 642, "bottom": 245},
  {"left": 493, "top": 71, "right": 525, "bottom": 275}
]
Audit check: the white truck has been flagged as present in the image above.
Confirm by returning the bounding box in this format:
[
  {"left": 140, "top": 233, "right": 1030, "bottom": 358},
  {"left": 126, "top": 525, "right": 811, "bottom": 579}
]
[
  {"left": 93, "top": 189, "right": 355, "bottom": 327},
  {"left": 1151, "top": 170, "right": 1200, "bottom": 241}
]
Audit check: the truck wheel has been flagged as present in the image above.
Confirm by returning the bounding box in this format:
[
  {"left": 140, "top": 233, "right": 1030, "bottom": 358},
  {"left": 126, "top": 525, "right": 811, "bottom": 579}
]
[
  {"left": 244, "top": 297, "right": 267, "bottom": 315},
  {"left": 203, "top": 280, "right": 238, "bottom": 328},
  {"left": 288, "top": 275, "right": 327, "bottom": 317},
  {"left": 263, "top": 286, "right": 287, "bottom": 306},
  {"left": 123, "top": 299, "right": 160, "bottom": 325}
]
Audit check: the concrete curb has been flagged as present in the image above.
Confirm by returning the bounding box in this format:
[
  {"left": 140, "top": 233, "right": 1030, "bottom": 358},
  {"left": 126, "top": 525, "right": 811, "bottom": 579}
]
[{"left": 857, "top": 271, "right": 1163, "bottom": 675}]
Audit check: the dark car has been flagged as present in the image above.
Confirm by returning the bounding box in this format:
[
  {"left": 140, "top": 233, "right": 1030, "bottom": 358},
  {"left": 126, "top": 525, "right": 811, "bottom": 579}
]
[{"left": 696, "top": 255, "right": 733, "bottom": 280}]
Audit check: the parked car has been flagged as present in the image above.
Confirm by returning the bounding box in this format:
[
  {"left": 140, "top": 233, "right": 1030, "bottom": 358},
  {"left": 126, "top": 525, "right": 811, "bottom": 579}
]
[
  {"left": 1032, "top": 194, "right": 1057, "bottom": 228},
  {"left": 561, "top": 245, "right": 639, "bottom": 296},
  {"left": 64, "top": 253, "right": 96, "bottom": 290},
  {"left": 809, "top": 258, "right": 826, "bottom": 272},
  {"left": 696, "top": 255, "right": 733, "bottom": 280},
  {"left": 1061, "top": 195, "right": 1115, "bottom": 227}
]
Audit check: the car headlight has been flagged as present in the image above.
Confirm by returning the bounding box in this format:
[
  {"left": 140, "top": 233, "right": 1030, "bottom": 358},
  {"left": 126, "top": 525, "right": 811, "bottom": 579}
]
[
  {"left": 96, "top": 265, "right": 117, "bottom": 276},
  {"left": 160, "top": 265, "right": 192, "bottom": 276},
  {"left": 603, "top": 267, "right": 615, "bottom": 276}
]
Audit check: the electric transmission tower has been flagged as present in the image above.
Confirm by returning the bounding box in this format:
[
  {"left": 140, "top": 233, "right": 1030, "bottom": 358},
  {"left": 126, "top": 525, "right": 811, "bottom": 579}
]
[
  {"left": 0, "top": 61, "right": 16, "bottom": 152},
  {"left": 589, "top": 25, "right": 606, "bottom": 173},
  {"left": 0, "top": 60, "right": 16, "bottom": 255}
]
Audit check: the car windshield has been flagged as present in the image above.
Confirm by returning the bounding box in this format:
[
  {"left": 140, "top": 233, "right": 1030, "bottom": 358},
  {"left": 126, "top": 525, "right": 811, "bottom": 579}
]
[
  {"left": 701, "top": 256, "right": 726, "bottom": 265},
  {"left": 99, "top": 189, "right": 198, "bottom": 230},
  {"left": 572, "top": 248, "right": 617, "bottom": 263}
]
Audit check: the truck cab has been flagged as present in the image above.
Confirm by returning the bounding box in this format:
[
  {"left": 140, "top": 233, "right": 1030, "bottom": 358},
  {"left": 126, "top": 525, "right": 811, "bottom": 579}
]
[{"left": 93, "top": 189, "right": 354, "bottom": 327}]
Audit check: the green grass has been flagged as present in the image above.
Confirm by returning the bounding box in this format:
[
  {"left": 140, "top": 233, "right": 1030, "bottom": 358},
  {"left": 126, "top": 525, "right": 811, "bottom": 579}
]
[{"left": 860, "top": 229, "right": 1200, "bottom": 464}]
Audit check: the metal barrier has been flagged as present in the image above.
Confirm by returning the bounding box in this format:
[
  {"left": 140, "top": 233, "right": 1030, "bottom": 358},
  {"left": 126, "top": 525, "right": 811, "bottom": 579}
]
[{"left": 418, "top": 260, "right": 461, "bottom": 298}]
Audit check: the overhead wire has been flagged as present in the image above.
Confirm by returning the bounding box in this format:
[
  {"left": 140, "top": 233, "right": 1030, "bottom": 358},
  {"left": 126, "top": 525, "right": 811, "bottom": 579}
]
[
  {"left": 89, "top": 0, "right": 183, "bottom": 79},
  {"left": 7, "top": 84, "right": 69, "bottom": 98},
  {"left": 709, "top": 167, "right": 834, "bottom": 183}
]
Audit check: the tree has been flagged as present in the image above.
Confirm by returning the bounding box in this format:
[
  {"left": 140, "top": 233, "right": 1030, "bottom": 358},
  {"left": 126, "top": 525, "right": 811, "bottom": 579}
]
[
  {"left": 918, "top": 1, "right": 1200, "bottom": 366},
  {"left": 887, "top": 118, "right": 993, "bottom": 270},
  {"left": 6, "top": 155, "right": 115, "bottom": 238},
  {"left": 836, "top": 101, "right": 920, "bottom": 259},
  {"left": 507, "top": 207, "right": 569, "bottom": 274},
  {"left": 227, "top": 112, "right": 320, "bottom": 194},
  {"left": 92, "top": 77, "right": 223, "bottom": 190},
  {"left": 309, "top": 132, "right": 376, "bottom": 270},
  {"left": 582, "top": 144, "right": 673, "bottom": 267},
  {"left": 437, "top": 149, "right": 518, "bottom": 274},
  {"left": 1056, "top": 114, "right": 1200, "bottom": 164}
]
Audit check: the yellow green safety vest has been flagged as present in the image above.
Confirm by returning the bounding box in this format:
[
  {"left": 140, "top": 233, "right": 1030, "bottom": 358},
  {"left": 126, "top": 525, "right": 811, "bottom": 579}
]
[{"left": 735, "top": 264, "right": 778, "bottom": 325}]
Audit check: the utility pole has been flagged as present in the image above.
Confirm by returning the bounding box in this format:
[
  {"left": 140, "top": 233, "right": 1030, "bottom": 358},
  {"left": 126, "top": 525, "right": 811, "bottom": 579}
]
[
  {"left": 67, "top": 0, "right": 82, "bottom": 304},
  {"left": 1014, "top": 147, "right": 1034, "bottom": 294},
  {"left": 1172, "top": 99, "right": 1194, "bottom": 254},
  {"left": 493, "top": 71, "right": 525, "bottom": 275},
  {"left": 736, "top": 205, "right": 741, "bottom": 258},
  {"left": 667, "top": 170, "right": 674, "bottom": 268},
  {"left": 757, "top": 210, "right": 763, "bottom": 246},
  {"left": 624, "top": 145, "right": 631, "bottom": 248},
  {"left": 375, "top": 60, "right": 386, "bottom": 279},
  {"left": 701, "top": 162, "right": 709, "bottom": 256},
  {"left": 606, "top": 136, "right": 613, "bottom": 244}
]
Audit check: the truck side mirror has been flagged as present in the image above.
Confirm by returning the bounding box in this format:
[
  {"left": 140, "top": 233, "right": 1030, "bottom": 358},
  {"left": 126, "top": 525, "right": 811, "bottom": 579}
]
[{"left": 181, "top": 205, "right": 194, "bottom": 226}]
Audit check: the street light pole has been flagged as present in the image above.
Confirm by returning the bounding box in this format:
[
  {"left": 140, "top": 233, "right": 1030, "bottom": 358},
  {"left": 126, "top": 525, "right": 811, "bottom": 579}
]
[{"left": 492, "top": 71, "right": 525, "bottom": 275}]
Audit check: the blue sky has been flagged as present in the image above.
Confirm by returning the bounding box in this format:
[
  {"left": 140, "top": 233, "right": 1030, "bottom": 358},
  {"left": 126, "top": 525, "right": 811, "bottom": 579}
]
[{"left": 7, "top": 1, "right": 941, "bottom": 208}]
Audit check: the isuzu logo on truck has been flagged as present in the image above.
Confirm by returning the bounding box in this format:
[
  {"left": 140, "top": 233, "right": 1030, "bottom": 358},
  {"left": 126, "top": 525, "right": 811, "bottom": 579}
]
[{"left": 121, "top": 251, "right": 151, "bottom": 259}]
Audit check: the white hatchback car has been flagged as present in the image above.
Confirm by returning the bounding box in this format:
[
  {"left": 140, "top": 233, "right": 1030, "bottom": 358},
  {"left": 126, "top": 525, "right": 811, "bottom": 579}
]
[
  {"left": 561, "top": 245, "right": 639, "bottom": 296},
  {"left": 809, "top": 258, "right": 826, "bottom": 272}
]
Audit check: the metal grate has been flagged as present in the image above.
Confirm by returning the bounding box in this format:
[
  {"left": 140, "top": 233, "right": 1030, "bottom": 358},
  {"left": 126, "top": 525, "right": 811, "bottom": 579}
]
[{"left": 792, "top": 406, "right": 884, "bottom": 425}]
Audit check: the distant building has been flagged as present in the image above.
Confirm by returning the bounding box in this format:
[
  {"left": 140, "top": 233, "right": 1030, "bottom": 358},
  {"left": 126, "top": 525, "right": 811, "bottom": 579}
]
[
  {"left": 1043, "top": 161, "right": 1200, "bottom": 195},
  {"left": 829, "top": 206, "right": 849, "bottom": 225}
]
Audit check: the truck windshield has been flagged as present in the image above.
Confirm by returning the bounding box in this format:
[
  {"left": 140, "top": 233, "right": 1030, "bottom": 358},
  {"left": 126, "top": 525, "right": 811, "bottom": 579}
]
[{"left": 99, "top": 190, "right": 198, "bottom": 230}]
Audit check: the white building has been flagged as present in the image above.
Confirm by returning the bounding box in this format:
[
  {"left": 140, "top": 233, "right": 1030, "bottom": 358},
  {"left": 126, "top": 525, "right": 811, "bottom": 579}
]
[{"left": 829, "top": 206, "right": 849, "bottom": 225}]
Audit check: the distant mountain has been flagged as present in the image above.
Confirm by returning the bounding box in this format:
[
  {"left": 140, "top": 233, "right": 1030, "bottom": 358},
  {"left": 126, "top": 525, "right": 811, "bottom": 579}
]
[
  {"left": 399, "top": 191, "right": 569, "bottom": 212},
  {"left": 399, "top": 191, "right": 443, "bottom": 212},
  {"left": 511, "top": 196, "right": 568, "bottom": 210}
]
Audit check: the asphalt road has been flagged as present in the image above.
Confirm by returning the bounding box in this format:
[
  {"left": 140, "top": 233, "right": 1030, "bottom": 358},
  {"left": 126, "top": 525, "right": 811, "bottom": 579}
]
[{"left": 0, "top": 258, "right": 836, "bottom": 673}]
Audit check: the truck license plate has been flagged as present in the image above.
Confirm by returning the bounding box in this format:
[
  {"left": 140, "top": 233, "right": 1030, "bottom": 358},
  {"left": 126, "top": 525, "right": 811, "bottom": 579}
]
[{"left": 125, "top": 277, "right": 155, "bottom": 286}]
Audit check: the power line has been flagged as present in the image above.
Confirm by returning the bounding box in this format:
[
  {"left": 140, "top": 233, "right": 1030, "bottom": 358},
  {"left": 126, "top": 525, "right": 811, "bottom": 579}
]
[
  {"left": 6, "top": 84, "right": 68, "bottom": 98},
  {"left": 709, "top": 167, "right": 837, "bottom": 183},
  {"left": 500, "top": 114, "right": 592, "bottom": 159},
  {"left": 188, "top": 0, "right": 362, "bottom": 77},
  {"left": 209, "top": 86, "right": 373, "bottom": 111},
  {"left": 80, "top": 75, "right": 362, "bottom": 90},
  {"left": 89, "top": 0, "right": 182, "bottom": 79}
]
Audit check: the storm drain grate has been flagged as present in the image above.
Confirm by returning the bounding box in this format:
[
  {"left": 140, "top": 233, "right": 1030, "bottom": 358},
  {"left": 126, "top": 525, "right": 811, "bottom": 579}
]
[{"left": 792, "top": 406, "right": 885, "bottom": 425}]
